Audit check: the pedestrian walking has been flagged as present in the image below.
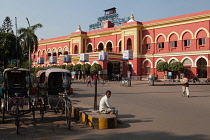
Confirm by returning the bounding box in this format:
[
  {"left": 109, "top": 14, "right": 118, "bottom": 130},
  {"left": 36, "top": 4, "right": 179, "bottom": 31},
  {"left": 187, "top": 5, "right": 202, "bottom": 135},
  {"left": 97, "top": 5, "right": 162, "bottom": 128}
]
[
  {"left": 181, "top": 76, "right": 190, "bottom": 97},
  {"left": 93, "top": 74, "right": 97, "bottom": 85},
  {"left": 86, "top": 75, "right": 92, "bottom": 87}
]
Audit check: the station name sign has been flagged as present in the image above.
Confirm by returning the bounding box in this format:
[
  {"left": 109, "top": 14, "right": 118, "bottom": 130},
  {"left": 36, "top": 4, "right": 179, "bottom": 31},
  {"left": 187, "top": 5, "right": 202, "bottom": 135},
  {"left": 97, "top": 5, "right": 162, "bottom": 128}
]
[{"left": 89, "top": 13, "right": 129, "bottom": 30}]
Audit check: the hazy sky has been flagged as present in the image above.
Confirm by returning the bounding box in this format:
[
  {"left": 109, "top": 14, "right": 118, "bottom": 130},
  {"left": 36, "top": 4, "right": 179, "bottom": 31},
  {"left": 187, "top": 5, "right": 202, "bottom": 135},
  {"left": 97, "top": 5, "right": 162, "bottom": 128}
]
[{"left": 0, "top": 0, "right": 210, "bottom": 40}]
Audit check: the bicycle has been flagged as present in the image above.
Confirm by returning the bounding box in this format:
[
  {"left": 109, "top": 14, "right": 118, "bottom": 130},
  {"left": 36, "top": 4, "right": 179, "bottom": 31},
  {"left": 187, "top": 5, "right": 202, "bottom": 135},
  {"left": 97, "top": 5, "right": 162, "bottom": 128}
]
[
  {"left": 12, "top": 93, "right": 24, "bottom": 134},
  {"left": 55, "top": 92, "right": 72, "bottom": 130}
]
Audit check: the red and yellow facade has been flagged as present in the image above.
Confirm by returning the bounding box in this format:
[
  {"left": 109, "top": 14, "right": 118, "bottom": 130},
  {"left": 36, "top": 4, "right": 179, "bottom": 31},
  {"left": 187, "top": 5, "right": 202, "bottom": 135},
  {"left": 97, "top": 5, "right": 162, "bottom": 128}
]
[{"left": 32, "top": 10, "right": 210, "bottom": 79}]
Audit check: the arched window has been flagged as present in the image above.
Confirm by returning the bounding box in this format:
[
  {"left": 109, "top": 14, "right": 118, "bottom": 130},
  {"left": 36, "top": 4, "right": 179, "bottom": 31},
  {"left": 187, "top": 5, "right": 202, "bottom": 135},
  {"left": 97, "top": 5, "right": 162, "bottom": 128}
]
[
  {"left": 169, "top": 34, "right": 178, "bottom": 48},
  {"left": 87, "top": 44, "right": 92, "bottom": 52},
  {"left": 127, "top": 38, "right": 132, "bottom": 50},
  {"left": 183, "top": 59, "right": 192, "bottom": 65},
  {"left": 47, "top": 50, "right": 51, "bottom": 60},
  {"left": 64, "top": 47, "right": 68, "bottom": 55},
  {"left": 119, "top": 41, "right": 122, "bottom": 53},
  {"left": 74, "top": 45, "right": 78, "bottom": 54},
  {"left": 58, "top": 48, "right": 62, "bottom": 56},
  {"left": 157, "top": 35, "right": 165, "bottom": 49},
  {"left": 106, "top": 42, "right": 112, "bottom": 52},
  {"left": 182, "top": 32, "right": 192, "bottom": 47},
  {"left": 196, "top": 30, "right": 207, "bottom": 46},
  {"left": 98, "top": 43, "right": 104, "bottom": 51},
  {"left": 52, "top": 49, "right": 56, "bottom": 56}
]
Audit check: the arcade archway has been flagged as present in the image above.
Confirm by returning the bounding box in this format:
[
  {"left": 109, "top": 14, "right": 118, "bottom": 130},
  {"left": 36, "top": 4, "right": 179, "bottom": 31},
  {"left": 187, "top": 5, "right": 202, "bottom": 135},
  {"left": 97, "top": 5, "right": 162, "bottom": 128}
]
[{"left": 197, "top": 58, "right": 207, "bottom": 78}]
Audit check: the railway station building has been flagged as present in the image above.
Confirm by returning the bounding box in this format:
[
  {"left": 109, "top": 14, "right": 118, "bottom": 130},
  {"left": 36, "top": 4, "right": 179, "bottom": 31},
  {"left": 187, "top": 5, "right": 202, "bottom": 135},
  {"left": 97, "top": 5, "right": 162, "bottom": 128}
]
[{"left": 32, "top": 8, "right": 210, "bottom": 80}]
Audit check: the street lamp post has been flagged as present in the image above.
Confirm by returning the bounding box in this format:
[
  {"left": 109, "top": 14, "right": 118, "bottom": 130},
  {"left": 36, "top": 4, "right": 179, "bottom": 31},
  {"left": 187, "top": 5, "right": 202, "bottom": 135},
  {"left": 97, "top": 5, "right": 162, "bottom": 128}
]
[{"left": 26, "top": 18, "right": 31, "bottom": 72}]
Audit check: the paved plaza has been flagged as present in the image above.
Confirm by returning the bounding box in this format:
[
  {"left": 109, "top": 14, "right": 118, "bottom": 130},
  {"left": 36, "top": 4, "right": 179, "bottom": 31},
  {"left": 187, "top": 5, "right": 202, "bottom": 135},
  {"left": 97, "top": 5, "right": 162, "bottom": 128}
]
[{"left": 1, "top": 80, "right": 210, "bottom": 140}]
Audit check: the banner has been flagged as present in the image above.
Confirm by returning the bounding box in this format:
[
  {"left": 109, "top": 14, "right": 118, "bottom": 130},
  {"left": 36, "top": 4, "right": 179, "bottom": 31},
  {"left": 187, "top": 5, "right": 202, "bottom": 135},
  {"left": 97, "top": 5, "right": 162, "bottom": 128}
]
[
  {"left": 80, "top": 53, "right": 89, "bottom": 62},
  {"left": 37, "top": 57, "right": 44, "bottom": 64},
  {"left": 49, "top": 56, "right": 57, "bottom": 64},
  {"left": 122, "top": 50, "right": 133, "bottom": 60},
  {"left": 64, "top": 55, "right": 71, "bottom": 63},
  {"left": 98, "top": 51, "right": 108, "bottom": 61}
]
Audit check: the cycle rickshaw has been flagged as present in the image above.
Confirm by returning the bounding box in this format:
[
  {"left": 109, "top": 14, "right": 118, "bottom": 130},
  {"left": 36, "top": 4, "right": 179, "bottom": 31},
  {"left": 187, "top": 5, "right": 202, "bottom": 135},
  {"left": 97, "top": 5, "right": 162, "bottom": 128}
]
[
  {"left": 1, "top": 67, "right": 35, "bottom": 134},
  {"left": 36, "top": 68, "right": 72, "bottom": 129}
]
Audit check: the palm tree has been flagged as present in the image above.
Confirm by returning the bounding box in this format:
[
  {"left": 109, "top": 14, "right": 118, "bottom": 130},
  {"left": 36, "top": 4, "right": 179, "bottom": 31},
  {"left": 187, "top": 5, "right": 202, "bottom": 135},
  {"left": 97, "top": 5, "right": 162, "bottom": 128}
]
[{"left": 18, "top": 18, "right": 43, "bottom": 70}]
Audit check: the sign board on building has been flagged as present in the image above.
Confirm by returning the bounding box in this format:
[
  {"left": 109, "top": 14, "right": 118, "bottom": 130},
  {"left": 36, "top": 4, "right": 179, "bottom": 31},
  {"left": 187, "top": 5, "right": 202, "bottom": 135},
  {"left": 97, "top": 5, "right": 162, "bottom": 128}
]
[
  {"left": 37, "top": 57, "right": 44, "bottom": 64},
  {"left": 71, "top": 71, "right": 76, "bottom": 75},
  {"left": 98, "top": 51, "right": 108, "bottom": 61},
  {"left": 64, "top": 55, "right": 71, "bottom": 63},
  {"left": 122, "top": 50, "right": 133, "bottom": 60},
  {"left": 89, "top": 8, "right": 130, "bottom": 30},
  {"left": 80, "top": 53, "right": 89, "bottom": 62},
  {"left": 49, "top": 56, "right": 57, "bottom": 64},
  {"left": 168, "top": 72, "right": 172, "bottom": 76}
]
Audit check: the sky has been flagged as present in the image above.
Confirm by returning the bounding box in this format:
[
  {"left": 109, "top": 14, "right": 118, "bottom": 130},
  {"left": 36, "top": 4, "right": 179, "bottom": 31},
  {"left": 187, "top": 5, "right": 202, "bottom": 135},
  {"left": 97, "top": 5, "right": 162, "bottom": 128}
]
[{"left": 0, "top": 0, "right": 210, "bottom": 40}]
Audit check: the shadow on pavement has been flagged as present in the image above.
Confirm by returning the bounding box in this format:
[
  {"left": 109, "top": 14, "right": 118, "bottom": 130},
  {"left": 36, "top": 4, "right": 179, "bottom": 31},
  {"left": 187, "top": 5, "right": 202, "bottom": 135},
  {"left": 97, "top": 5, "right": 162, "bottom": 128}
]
[{"left": 83, "top": 131, "right": 209, "bottom": 140}]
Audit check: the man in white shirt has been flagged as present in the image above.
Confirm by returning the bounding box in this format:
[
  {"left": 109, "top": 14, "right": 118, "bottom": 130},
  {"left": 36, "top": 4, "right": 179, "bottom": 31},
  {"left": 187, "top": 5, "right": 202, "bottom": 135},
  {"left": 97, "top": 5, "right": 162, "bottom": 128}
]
[{"left": 99, "top": 90, "right": 118, "bottom": 116}]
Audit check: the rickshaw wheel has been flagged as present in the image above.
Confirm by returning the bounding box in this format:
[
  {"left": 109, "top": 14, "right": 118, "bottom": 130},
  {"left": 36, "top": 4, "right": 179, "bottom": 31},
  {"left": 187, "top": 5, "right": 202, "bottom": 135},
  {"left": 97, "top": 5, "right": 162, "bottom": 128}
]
[
  {"left": 15, "top": 107, "right": 20, "bottom": 134},
  {"left": 2, "top": 106, "right": 5, "bottom": 123},
  {"left": 32, "top": 105, "right": 36, "bottom": 121},
  {"left": 40, "top": 105, "right": 44, "bottom": 120},
  {"left": 65, "top": 106, "right": 71, "bottom": 130}
]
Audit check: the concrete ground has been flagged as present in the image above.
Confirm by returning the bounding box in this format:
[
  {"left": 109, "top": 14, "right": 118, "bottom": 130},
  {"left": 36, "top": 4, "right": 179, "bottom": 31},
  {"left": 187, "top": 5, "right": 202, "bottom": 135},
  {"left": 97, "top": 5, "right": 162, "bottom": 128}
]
[{"left": 1, "top": 80, "right": 210, "bottom": 140}]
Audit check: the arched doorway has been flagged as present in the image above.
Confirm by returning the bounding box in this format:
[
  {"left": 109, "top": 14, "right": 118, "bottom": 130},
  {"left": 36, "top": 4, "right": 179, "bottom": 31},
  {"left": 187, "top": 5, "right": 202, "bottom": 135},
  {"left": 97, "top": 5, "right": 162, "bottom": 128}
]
[{"left": 197, "top": 58, "right": 207, "bottom": 78}]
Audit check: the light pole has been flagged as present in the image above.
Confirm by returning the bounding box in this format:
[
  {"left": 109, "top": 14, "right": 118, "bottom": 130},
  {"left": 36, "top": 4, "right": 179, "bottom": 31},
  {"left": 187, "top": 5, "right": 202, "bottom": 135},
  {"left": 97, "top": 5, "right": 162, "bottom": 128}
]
[
  {"left": 26, "top": 18, "right": 31, "bottom": 72},
  {"left": 15, "top": 17, "right": 19, "bottom": 67}
]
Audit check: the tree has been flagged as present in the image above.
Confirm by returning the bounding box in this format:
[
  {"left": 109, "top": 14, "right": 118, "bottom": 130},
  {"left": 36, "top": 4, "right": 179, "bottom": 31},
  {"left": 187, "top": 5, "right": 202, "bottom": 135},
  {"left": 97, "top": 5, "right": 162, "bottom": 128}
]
[
  {"left": 168, "top": 62, "right": 184, "bottom": 79},
  {"left": 81, "top": 63, "right": 91, "bottom": 75},
  {"left": 18, "top": 18, "right": 43, "bottom": 70},
  {"left": 66, "top": 64, "right": 74, "bottom": 71},
  {"left": 168, "top": 62, "right": 184, "bottom": 72},
  {"left": 0, "top": 32, "right": 17, "bottom": 68},
  {"left": 1, "top": 16, "right": 14, "bottom": 34},
  {"left": 90, "top": 63, "right": 102, "bottom": 74},
  {"left": 156, "top": 62, "right": 169, "bottom": 72},
  {"left": 74, "top": 64, "right": 82, "bottom": 72}
]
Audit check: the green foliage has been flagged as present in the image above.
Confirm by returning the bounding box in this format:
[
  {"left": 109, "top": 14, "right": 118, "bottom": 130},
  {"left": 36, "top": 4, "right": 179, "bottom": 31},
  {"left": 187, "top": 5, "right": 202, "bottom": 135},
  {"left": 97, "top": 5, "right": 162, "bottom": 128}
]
[
  {"left": 0, "top": 32, "right": 17, "bottom": 68},
  {"left": 156, "top": 62, "right": 169, "bottom": 72},
  {"left": 31, "top": 67, "right": 45, "bottom": 74},
  {"left": 1, "top": 16, "right": 14, "bottom": 34},
  {"left": 81, "top": 63, "right": 91, "bottom": 72},
  {"left": 20, "top": 60, "right": 29, "bottom": 69},
  {"left": 60, "top": 65, "right": 66, "bottom": 69},
  {"left": 90, "top": 63, "right": 102, "bottom": 73},
  {"left": 18, "top": 20, "right": 43, "bottom": 53},
  {"left": 168, "top": 62, "right": 184, "bottom": 72},
  {"left": 74, "top": 64, "right": 82, "bottom": 72},
  {"left": 66, "top": 64, "right": 74, "bottom": 71}
]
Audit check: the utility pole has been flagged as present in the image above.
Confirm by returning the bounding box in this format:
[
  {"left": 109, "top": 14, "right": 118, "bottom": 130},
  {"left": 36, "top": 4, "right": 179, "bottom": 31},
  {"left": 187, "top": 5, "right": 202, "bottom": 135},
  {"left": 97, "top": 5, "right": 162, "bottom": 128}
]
[
  {"left": 15, "top": 17, "right": 18, "bottom": 67},
  {"left": 26, "top": 17, "right": 31, "bottom": 72}
]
